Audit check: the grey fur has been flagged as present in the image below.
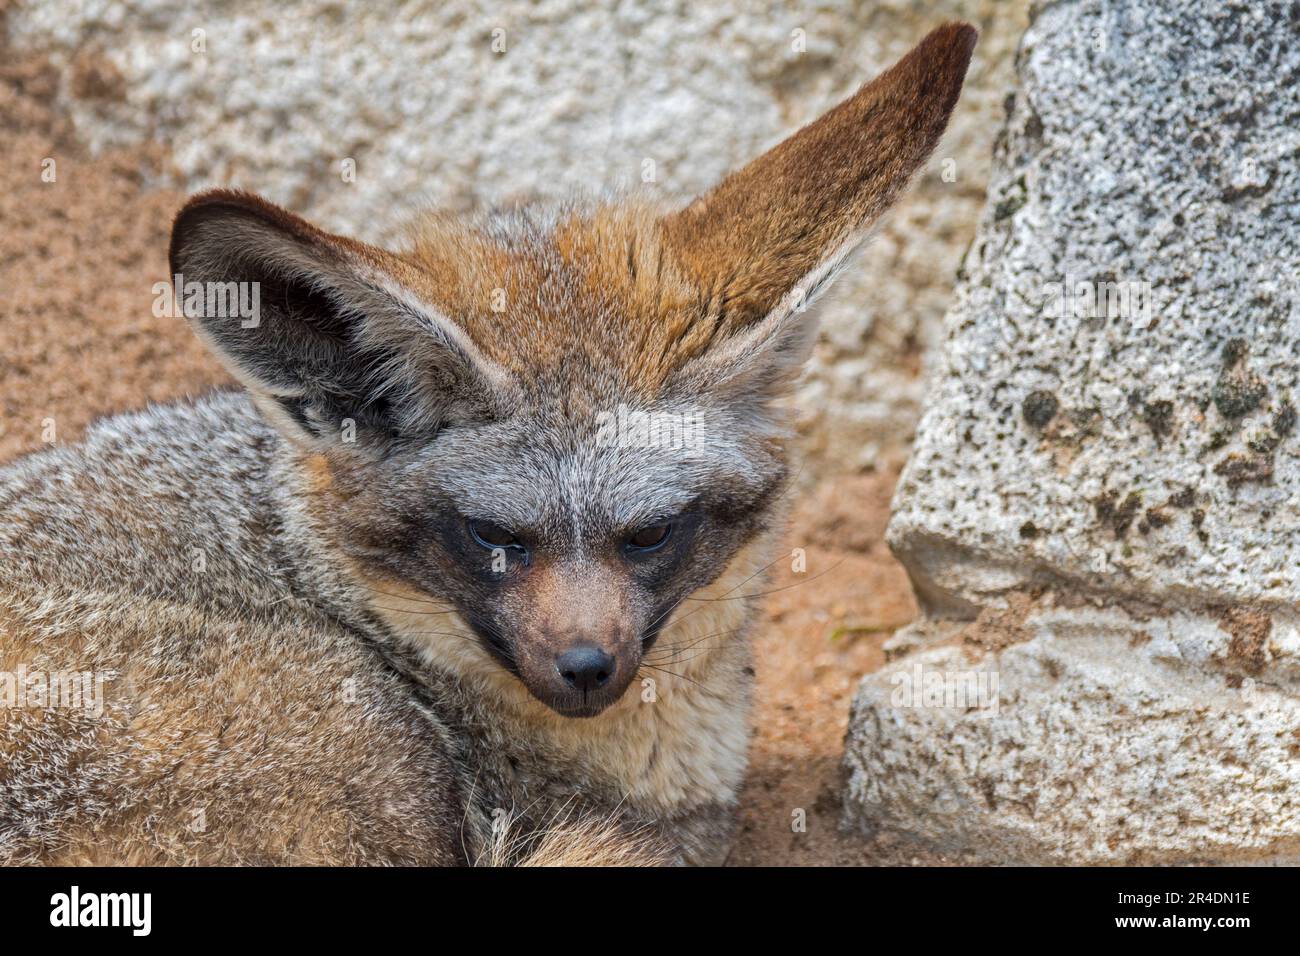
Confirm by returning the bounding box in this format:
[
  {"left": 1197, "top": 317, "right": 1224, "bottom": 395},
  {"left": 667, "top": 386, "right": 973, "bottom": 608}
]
[{"left": 0, "top": 392, "right": 754, "bottom": 863}]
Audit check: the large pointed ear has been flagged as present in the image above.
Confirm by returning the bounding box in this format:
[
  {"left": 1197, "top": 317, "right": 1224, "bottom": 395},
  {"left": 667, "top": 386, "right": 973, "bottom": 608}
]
[
  {"left": 661, "top": 22, "right": 976, "bottom": 401},
  {"left": 169, "top": 190, "right": 515, "bottom": 449}
]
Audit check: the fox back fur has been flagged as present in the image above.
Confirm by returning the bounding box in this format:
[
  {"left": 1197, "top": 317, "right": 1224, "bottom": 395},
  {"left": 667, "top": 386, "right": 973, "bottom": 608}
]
[{"left": 0, "top": 24, "right": 975, "bottom": 866}]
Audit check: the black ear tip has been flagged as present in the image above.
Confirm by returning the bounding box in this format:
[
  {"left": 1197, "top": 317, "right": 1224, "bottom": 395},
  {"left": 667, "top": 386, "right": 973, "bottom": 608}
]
[
  {"left": 932, "top": 21, "right": 979, "bottom": 56},
  {"left": 954, "top": 23, "right": 979, "bottom": 71},
  {"left": 170, "top": 190, "right": 252, "bottom": 278},
  {"left": 903, "top": 21, "right": 977, "bottom": 119},
  {"left": 906, "top": 22, "right": 978, "bottom": 88},
  {"left": 169, "top": 190, "right": 318, "bottom": 278},
  {"left": 171, "top": 189, "right": 268, "bottom": 238}
]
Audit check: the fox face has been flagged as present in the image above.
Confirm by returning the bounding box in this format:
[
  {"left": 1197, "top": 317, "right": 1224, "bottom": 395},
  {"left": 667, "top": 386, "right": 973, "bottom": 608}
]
[
  {"left": 169, "top": 24, "right": 975, "bottom": 717},
  {"left": 330, "top": 383, "right": 786, "bottom": 718}
]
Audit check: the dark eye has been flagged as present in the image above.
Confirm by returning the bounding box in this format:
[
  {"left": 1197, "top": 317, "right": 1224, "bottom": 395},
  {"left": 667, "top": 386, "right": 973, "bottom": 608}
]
[
  {"left": 468, "top": 519, "right": 521, "bottom": 550},
  {"left": 625, "top": 522, "right": 672, "bottom": 553}
]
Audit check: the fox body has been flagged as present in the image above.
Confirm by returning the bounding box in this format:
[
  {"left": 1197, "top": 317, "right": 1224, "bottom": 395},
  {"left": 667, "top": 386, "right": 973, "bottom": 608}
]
[{"left": 0, "top": 25, "right": 974, "bottom": 865}]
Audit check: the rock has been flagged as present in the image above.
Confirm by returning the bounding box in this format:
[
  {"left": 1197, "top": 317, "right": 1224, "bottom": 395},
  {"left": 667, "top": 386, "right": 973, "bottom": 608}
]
[
  {"left": 845, "top": 597, "right": 1300, "bottom": 864},
  {"left": 5, "top": 0, "right": 1029, "bottom": 473},
  {"left": 844, "top": 0, "right": 1300, "bottom": 862}
]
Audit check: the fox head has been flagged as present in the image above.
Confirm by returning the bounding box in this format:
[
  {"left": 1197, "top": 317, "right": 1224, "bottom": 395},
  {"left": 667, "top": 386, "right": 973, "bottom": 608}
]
[{"left": 169, "top": 24, "right": 975, "bottom": 718}]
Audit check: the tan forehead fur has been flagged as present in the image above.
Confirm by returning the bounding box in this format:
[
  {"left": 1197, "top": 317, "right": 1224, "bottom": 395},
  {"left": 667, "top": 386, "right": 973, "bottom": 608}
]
[{"left": 394, "top": 202, "right": 723, "bottom": 398}]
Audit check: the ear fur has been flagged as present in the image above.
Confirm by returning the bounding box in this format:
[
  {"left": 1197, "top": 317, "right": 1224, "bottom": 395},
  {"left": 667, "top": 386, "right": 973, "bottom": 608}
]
[
  {"left": 661, "top": 22, "right": 978, "bottom": 400},
  {"left": 169, "top": 190, "right": 514, "bottom": 448}
]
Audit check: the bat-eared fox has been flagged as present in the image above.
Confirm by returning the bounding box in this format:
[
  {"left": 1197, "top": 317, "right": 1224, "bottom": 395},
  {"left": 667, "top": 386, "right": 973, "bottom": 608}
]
[{"left": 0, "top": 24, "right": 974, "bottom": 865}]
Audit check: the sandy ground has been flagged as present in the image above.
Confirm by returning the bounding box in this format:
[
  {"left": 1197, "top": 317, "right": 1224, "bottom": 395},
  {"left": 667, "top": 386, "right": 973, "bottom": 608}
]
[
  {"left": 0, "top": 46, "right": 229, "bottom": 463},
  {"left": 1, "top": 38, "right": 927, "bottom": 866},
  {"left": 731, "top": 469, "right": 947, "bottom": 866}
]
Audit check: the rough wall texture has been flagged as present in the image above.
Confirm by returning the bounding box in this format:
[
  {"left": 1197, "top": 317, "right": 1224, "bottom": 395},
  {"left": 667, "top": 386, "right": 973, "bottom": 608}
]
[
  {"left": 7, "top": 0, "right": 1030, "bottom": 474},
  {"left": 844, "top": 0, "right": 1300, "bottom": 863}
]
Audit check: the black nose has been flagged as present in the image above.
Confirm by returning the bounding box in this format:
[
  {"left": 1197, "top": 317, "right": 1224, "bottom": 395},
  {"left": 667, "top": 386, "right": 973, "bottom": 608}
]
[{"left": 556, "top": 646, "right": 616, "bottom": 693}]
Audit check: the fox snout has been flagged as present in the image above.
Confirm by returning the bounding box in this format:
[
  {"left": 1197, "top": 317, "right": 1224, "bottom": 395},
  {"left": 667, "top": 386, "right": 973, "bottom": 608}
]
[
  {"left": 509, "top": 570, "right": 646, "bottom": 717},
  {"left": 525, "top": 641, "right": 626, "bottom": 718},
  {"left": 515, "top": 631, "right": 643, "bottom": 717},
  {"left": 556, "top": 646, "right": 616, "bottom": 694}
]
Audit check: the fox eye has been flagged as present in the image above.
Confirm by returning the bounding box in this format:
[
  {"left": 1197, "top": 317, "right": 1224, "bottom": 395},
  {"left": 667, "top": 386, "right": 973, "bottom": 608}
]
[
  {"left": 468, "top": 519, "right": 521, "bottom": 550},
  {"left": 625, "top": 522, "right": 673, "bottom": 553}
]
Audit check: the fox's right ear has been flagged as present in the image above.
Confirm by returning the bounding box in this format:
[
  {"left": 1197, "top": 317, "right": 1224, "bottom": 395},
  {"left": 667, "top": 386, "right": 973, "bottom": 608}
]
[{"left": 169, "top": 190, "right": 515, "bottom": 449}]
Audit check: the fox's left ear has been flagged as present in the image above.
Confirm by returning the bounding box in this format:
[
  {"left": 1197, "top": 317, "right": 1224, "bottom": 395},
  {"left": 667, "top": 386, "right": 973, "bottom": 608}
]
[{"left": 661, "top": 22, "right": 977, "bottom": 401}]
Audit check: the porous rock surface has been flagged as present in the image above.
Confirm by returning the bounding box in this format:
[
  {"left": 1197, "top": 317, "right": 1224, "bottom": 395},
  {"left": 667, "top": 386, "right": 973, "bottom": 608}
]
[{"left": 844, "top": 0, "right": 1300, "bottom": 863}]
